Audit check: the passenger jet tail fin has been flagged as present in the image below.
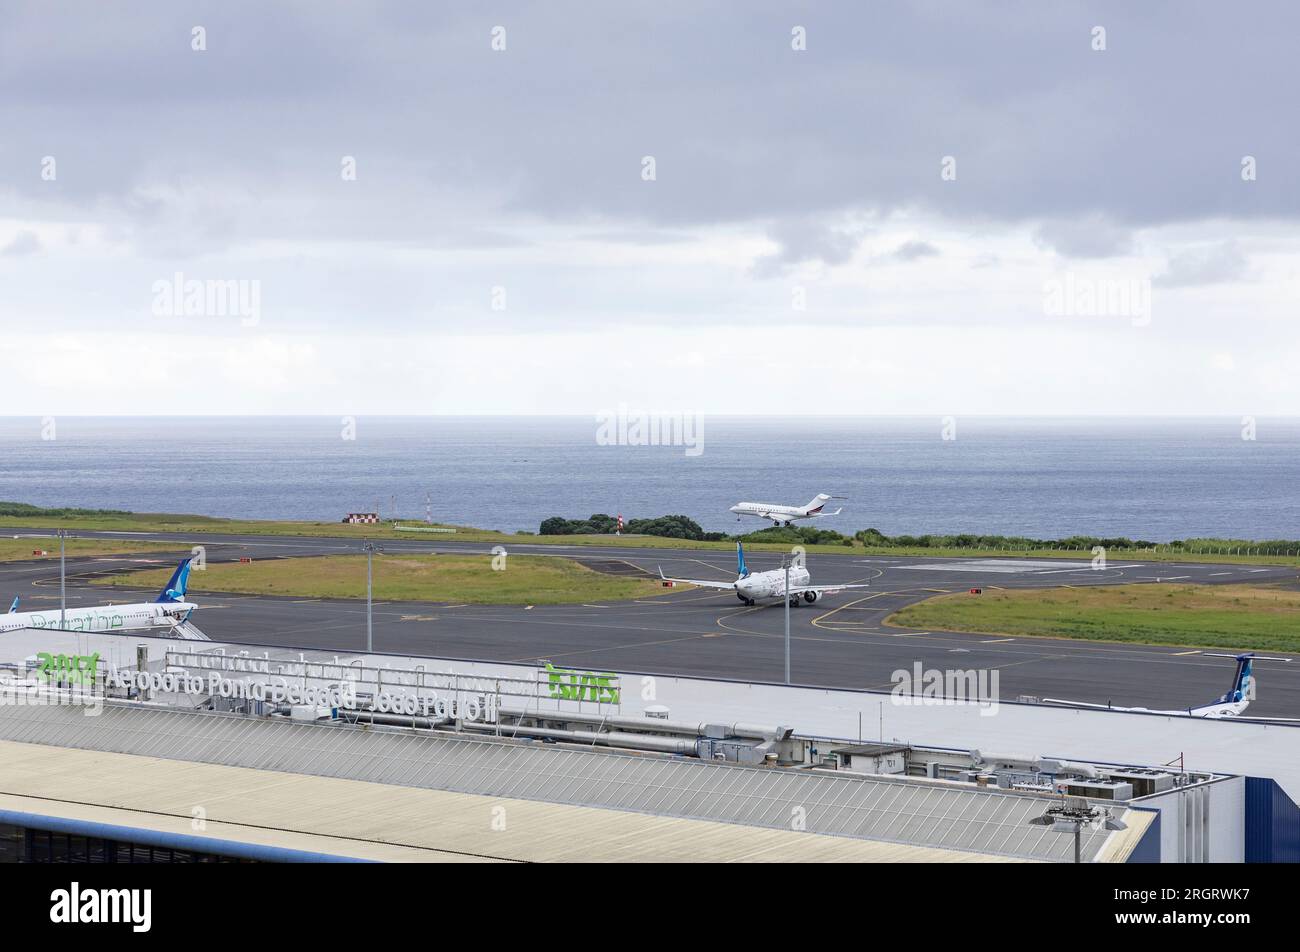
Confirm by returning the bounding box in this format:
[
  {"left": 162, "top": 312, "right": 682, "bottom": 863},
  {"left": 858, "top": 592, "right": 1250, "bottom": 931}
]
[
  {"left": 154, "top": 559, "right": 193, "bottom": 603},
  {"left": 1217, "top": 653, "right": 1254, "bottom": 705},
  {"left": 7, "top": 597, "right": 16, "bottom": 614},
  {"left": 737, "top": 541, "right": 750, "bottom": 578}
]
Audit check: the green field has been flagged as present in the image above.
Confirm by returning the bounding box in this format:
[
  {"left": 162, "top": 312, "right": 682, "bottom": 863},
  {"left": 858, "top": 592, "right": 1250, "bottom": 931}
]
[
  {"left": 6, "top": 504, "right": 1300, "bottom": 566},
  {"left": 93, "top": 553, "right": 679, "bottom": 605},
  {"left": 887, "top": 583, "right": 1300, "bottom": 653},
  {"left": 0, "top": 537, "right": 171, "bottom": 562}
]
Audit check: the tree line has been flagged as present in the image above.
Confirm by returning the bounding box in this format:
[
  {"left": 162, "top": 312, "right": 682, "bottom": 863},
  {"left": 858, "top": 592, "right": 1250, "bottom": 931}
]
[{"left": 536, "top": 514, "right": 1300, "bottom": 552}]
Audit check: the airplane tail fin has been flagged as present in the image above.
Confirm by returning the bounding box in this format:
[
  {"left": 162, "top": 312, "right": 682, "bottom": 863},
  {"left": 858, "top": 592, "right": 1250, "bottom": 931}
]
[
  {"left": 803, "top": 493, "right": 832, "bottom": 514},
  {"left": 154, "top": 559, "right": 193, "bottom": 603},
  {"left": 1218, "top": 653, "right": 1254, "bottom": 704},
  {"left": 737, "top": 542, "right": 750, "bottom": 578},
  {"left": 8, "top": 596, "right": 17, "bottom": 613}
]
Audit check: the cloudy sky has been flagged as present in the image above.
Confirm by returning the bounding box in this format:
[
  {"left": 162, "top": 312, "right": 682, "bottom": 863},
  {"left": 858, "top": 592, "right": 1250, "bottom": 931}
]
[{"left": 2, "top": 1, "right": 1298, "bottom": 415}]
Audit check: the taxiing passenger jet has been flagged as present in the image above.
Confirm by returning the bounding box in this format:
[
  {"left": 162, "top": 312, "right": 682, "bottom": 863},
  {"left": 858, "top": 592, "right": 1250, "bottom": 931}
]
[
  {"left": 0, "top": 559, "right": 198, "bottom": 635},
  {"left": 659, "top": 542, "right": 870, "bottom": 606},
  {"left": 730, "top": 493, "right": 844, "bottom": 527}
]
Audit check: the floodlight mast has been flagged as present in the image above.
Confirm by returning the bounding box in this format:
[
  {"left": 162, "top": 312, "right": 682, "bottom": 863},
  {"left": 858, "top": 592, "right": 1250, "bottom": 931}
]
[{"left": 1028, "top": 796, "right": 1126, "bottom": 863}]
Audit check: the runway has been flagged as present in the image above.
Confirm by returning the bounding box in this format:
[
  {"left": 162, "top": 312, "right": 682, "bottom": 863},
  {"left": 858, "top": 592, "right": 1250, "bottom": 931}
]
[{"left": 4, "top": 527, "right": 1299, "bottom": 716}]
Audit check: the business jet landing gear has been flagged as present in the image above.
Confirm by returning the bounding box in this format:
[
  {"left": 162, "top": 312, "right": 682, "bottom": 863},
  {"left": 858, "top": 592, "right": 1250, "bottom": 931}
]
[{"left": 802, "top": 591, "right": 818, "bottom": 603}]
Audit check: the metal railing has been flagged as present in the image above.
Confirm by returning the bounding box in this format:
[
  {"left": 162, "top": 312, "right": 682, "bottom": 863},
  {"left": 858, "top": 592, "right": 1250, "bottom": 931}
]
[{"left": 162, "top": 649, "right": 622, "bottom": 715}]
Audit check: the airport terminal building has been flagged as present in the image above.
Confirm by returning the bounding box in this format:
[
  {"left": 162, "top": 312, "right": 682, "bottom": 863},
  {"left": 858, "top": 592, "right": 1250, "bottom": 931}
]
[{"left": 1, "top": 629, "right": 1297, "bottom": 863}]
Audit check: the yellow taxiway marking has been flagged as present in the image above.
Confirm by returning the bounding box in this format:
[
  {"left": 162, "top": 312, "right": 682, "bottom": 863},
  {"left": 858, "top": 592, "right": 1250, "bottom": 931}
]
[
  {"left": 605, "top": 558, "right": 649, "bottom": 575},
  {"left": 811, "top": 591, "right": 896, "bottom": 629},
  {"left": 811, "top": 588, "right": 938, "bottom": 633},
  {"left": 1171, "top": 649, "right": 1202, "bottom": 656},
  {"left": 980, "top": 638, "right": 1015, "bottom": 644}
]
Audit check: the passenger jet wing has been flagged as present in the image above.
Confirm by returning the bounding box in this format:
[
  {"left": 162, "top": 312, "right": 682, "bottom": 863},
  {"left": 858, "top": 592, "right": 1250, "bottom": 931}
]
[
  {"left": 786, "top": 583, "right": 872, "bottom": 596},
  {"left": 657, "top": 567, "right": 736, "bottom": 590}
]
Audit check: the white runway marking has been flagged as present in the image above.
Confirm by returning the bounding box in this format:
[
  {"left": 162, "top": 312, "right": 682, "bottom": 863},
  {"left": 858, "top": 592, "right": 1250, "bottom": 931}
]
[{"left": 897, "top": 559, "right": 1124, "bottom": 574}]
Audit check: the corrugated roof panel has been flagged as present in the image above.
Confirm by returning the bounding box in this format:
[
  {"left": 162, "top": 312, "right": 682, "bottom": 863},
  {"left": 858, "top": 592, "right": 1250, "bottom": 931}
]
[{"left": 0, "top": 700, "right": 1114, "bottom": 861}]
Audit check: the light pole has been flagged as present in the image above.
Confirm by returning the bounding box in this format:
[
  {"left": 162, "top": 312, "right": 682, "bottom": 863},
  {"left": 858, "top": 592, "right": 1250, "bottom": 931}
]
[
  {"left": 362, "top": 541, "right": 383, "bottom": 653},
  {"left": 783, "top": 562, "right": 791, "bottom": 684},
  {"left": 57, "top": 529, "right": 69, "bottom": 630},
  {"left": 1028, "top": 796, "right": 1126, "bottom": 863}
]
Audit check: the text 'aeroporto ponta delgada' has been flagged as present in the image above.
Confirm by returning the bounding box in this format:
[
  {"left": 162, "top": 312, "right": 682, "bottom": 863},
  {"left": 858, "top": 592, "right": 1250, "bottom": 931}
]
[{"left": 103, "top": 667, "right": 499, "bottom": 720}]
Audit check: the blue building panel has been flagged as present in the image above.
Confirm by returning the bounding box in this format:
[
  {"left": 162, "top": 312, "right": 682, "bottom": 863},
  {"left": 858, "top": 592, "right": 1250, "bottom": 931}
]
[
  {"left": 1245, "top": 777, "right": 1300, "bottom": 863},
  {"left": 0, "top": 808, "right": 373, "bottom": 863},
  {"left": 1126, "top": 808, "right": 1161, "bottom": 863}
]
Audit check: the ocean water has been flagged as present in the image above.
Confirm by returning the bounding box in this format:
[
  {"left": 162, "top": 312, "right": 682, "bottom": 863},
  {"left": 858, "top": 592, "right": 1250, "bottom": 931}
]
[{"left": 0, "top": 416, "right": 1297, "bottom": 541}]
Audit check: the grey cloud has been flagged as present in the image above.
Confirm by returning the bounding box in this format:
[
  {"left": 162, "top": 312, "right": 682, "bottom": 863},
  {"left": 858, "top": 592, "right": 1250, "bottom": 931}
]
[
  {"left": 2, "top": 230, "right": 41, "bottom": 256},
  {"left": 3, "top": 0, "right": 1297, "bottom": 254},
  {"left": 1155, "top": 241, "right": 1249, "bottom": 287},
  {"left": 890, "top": 240, "right": 939, "bottom": 261},
  {"left": 0, "top": 0, "right": 1292, "bottom": 340},
  {"left": 1034, "top": 217, "right": 1134, "bottom": 259},
  {"left": 752, "top": 218, "right": 864, "bottom": 275}
]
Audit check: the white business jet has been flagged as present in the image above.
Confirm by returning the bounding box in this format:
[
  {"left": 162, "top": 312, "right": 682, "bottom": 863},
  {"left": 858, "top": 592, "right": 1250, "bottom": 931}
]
[{"left": 730, "top": 493, "right": 844, "bottom": 527}]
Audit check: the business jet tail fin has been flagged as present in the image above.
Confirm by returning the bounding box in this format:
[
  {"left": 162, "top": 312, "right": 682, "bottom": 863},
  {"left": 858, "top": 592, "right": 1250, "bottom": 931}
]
[{"left": 802, "top": 493, "right": 832, "bottom": 514}]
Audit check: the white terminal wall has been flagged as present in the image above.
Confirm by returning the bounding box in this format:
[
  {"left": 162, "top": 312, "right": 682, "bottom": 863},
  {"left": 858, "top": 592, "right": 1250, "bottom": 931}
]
[
  {"left": 3, "top": 632, "right": 1296, "bottom": 805},
  {"left": 1137, "top": 776, "right": 1245, "bottom": 863},
  {"left": 364, "top": 654, "right": 1300, "bottom": 802}
]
